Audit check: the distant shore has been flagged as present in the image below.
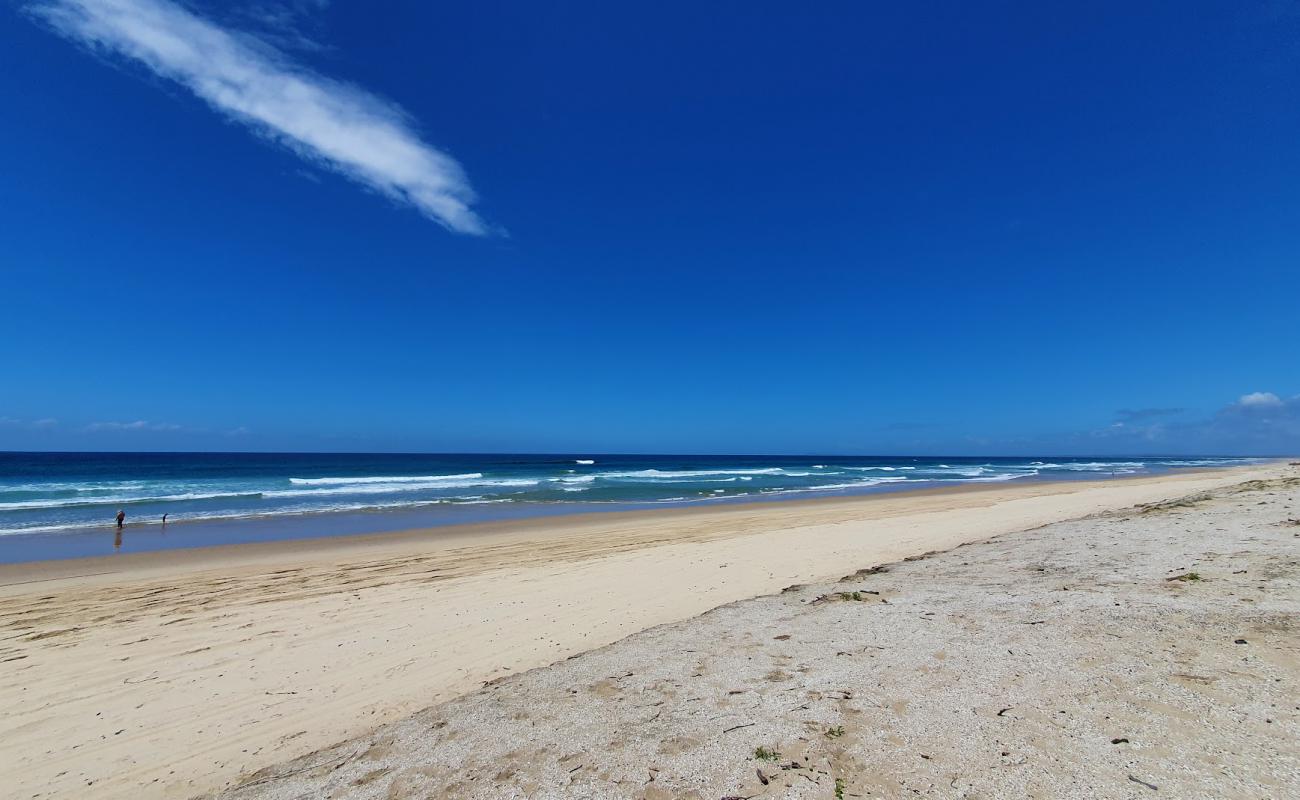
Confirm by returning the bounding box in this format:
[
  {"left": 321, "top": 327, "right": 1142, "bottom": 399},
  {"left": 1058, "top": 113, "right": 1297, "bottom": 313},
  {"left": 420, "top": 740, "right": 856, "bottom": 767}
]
[{"left": 0, "top": 462, "right": 1291, "bottom": 799}]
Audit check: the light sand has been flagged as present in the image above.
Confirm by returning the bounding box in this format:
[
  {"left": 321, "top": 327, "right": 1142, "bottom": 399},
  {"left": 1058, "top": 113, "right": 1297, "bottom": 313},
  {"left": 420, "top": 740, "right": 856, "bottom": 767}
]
[
  {"left": 213, "top": 464, "right": 1300, "bottom": 800},
  {"left": 0, "top": 465, "right": 1289, "bottom": 799}
]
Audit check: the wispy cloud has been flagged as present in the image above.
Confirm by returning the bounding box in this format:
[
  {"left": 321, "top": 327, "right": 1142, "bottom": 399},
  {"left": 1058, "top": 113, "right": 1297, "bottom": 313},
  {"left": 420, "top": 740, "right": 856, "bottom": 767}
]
[
  {"left": 1114, "top": 407, "right": 1185, "bottom": 423},
  {"left": 1095, "top": 391, "right": 1300, "bottom": 453},
  {"left": 85, "top": 419, "right": 183, "bottom": 432},
  {"left": 232, "top": 0, "right": 332, "bottom": 52},
  {"left": 29, "top": 0, "right": 487, "bottom": 234},
  {"left": 879, "top": 421, "right": 937, "bottom": 431},
  {"left": 0, "top": 417, "right": 59, "bottom": 429}
]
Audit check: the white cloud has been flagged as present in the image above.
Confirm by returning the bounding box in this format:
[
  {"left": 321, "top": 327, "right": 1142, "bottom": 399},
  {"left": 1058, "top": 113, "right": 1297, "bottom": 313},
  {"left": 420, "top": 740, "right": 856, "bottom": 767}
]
[
  {"left": 1237, "top": 391, "right": 1284, "bottom": 408},
  {"left": 29, "top": 0, "right": 487, "bottom": 234},
  {"left": 85, "top": 420, "right": 183, "bottom": 432},
  {"left": 1091, "top": 390, "right": 1300, "bottom": 454},
  {"left": 235, "top": 1, "right": 332, "bottom": 52}
]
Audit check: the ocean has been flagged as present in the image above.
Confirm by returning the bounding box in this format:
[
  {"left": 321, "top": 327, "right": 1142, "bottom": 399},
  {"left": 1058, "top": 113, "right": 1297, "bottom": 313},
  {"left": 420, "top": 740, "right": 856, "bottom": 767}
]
[{"left": 0, "top": 452, "right": 1262, "bottom": 562}]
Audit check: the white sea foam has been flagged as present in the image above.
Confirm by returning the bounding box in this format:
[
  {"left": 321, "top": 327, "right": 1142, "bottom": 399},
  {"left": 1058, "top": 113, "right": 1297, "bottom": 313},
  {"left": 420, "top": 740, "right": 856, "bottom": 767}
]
[
  {"left": 615, "top": 476, "right": 742, "bottom": 485},
  {"left": 817, "top": 477, "right": 910, "bottom": 489},
  {"left": 0, "top": 491, "right": 263, "bottom": 512},
  {"left": 574, "top": 459, "right": 595, "bottom": 465},
  {"left": 597, "top": 468, "right": 786, "bottom": 479},
  {"left": 265, "top": 477, "right": 538, "bottom": 498},
  {"left": 847, "top": 466, "right": 919, "bottom": 472},
  {"left": 932, "top": 471, "right": 1038, "bottom": 483},
  {"left": 288, "top": 473, "right": 483, "bottom": 485},
  {"left": 750, "top": 476, "right": 911, "bottom": 496},
  {"left": 0, "top": 493, "right": 544, "bottom": 536},
  {"left": 1019, "top": 462, "right": 1145, "bottom": 472},
  {"left": 0, "top": 480, "right": 150, "bottom": 494},
  {"left": 971, "top": 472, "right": 1037, "bottom": 482},
  {"left": 912, "top": 466, "right": 988, "bottom": 477},
  {"left": 0, "top": 521, "right": 107, "bottom": 536}
]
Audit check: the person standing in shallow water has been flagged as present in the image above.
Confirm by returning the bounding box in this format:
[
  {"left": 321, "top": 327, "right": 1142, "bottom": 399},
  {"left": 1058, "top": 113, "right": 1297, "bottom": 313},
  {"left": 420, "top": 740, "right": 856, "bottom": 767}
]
[{"left": 115, "top": 509, "right": 125, "bottom": 528}]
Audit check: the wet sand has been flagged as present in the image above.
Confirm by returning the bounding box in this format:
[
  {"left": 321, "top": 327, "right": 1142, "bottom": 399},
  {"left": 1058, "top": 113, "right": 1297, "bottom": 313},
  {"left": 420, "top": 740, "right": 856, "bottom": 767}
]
[{"left": 0, "top": 464, "right": 1290, "bottom": 799}]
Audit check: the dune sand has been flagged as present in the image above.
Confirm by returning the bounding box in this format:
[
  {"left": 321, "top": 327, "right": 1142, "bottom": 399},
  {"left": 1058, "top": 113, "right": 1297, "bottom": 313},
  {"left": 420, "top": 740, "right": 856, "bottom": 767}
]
[{"left": 0, "top": 464, "right": 1292, "bottom": 799}]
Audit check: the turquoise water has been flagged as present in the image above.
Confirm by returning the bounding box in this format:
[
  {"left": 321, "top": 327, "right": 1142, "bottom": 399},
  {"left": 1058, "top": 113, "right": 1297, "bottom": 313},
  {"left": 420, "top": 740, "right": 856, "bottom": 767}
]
[{"left": 0, "top": 452, "right": 1261, "bottom": 561}]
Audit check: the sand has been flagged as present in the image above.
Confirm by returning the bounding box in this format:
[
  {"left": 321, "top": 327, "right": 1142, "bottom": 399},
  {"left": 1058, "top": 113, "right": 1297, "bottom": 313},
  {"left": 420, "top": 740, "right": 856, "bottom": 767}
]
[
  {"left": 209, "top": 464, "right": 1300, "bottom": 800},
  {"left": 0, "top": 465, "right": 1292, "bottom": 799}
]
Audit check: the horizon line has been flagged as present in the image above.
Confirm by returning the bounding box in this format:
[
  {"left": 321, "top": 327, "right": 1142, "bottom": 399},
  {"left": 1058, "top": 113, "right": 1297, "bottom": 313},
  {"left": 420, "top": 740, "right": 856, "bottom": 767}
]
[{"left": 0, "top": 449, "right": 1282, "bottom": 459}]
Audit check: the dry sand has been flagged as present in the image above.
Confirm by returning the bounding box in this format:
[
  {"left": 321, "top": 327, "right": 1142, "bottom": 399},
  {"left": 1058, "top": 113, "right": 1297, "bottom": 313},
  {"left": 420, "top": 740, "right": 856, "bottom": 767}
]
[
  {"left": 208, "top": 465, "right": 1300, "bottom": 800},
  {"left": 0, "top": 465, "right": 1293, "bottom": 799}
]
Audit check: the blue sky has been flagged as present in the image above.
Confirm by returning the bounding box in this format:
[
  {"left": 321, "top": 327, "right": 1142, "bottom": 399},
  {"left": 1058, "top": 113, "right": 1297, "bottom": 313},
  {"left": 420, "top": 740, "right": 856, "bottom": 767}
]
[{"left": 2, "top": 0, "right": 1297, "bottom": 455}]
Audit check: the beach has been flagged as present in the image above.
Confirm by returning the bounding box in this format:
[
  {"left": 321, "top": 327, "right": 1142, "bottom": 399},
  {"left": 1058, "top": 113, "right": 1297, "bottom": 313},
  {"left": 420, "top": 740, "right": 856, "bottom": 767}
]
[
  {"left": 13, "top": 4, "right": 1299, "bottom": 799},
  {"left": 1, "top": 455, "right": 1246, "bottom": 562},
  {"left": 1, "top": 463, "right": 1294, "bottom": 799}
]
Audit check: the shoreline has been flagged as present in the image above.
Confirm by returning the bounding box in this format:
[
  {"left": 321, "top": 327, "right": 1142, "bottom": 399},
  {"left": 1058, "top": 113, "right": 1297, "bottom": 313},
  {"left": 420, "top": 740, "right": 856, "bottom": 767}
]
[
  {"left": 0, "top": 459, "right": 1270, "bottom": 564},
  {"left": 0, "top": 464, "right": 1256, "bottom": 579},
  {"left": 0, "top": 462, "right": 1291, "bottom": 799}
]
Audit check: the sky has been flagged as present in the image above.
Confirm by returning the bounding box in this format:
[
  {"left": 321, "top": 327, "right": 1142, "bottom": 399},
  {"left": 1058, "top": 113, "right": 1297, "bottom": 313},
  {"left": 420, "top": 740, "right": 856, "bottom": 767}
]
[{"left": 1, "top": 0, "right": 1298, "bottom": 455}]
